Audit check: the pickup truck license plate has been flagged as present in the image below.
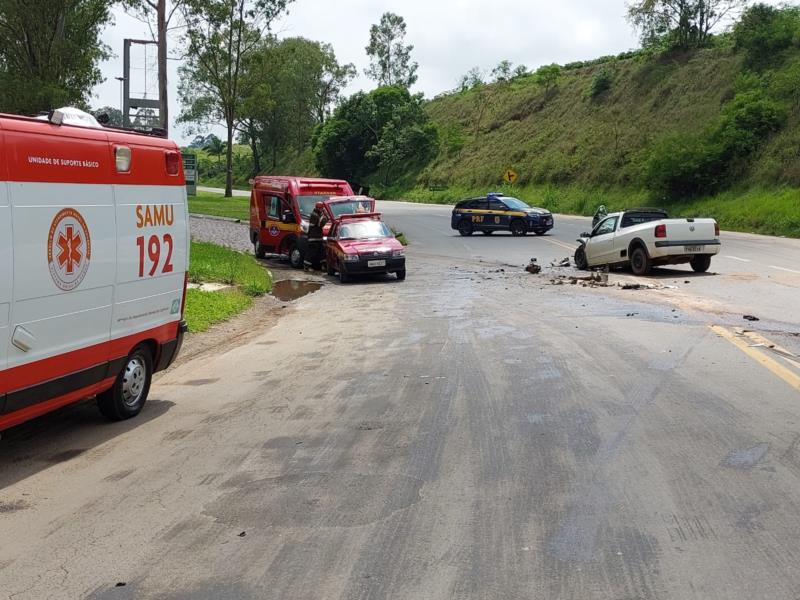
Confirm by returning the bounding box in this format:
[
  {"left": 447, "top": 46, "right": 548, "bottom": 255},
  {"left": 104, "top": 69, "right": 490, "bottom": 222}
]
[
  {"left": 368, "top": 260, "right": 386, "bottom": 268},
  {"left": 684, "top": 245, "right": 703, "bottom": 253}
]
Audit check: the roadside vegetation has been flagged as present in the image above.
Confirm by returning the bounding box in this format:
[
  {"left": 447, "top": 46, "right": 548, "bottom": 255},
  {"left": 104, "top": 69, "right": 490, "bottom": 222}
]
[
  {"left": 188, "top": 191, "right": 250, "bottom": 221},
  {"left": 184, "top": 241, "right": 271, "bottom": 332}
]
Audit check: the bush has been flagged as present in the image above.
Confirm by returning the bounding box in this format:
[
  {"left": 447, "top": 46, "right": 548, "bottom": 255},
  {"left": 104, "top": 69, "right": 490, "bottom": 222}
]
[
  {"left": 588, "top": 69, "right": 613, "bottom": 99},
  {"left": 646, "top": 134, "right": 725, "bottom": 199},
  {"left": 715, "top": 91, "right": 786, "bottom": 158},
  {"left": 734, "top": 4, "right": 800, "bottom": 68}
]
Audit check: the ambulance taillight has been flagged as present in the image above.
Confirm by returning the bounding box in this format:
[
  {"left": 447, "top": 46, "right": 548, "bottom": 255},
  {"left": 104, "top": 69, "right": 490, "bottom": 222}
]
[{"left": 165, "top": 151, "right": 181, "bottom": 176}]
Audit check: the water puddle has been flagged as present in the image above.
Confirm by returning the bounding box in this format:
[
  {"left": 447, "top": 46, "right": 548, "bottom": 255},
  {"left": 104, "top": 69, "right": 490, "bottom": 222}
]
[{"left": 271, "top": 280, "right": 322, "bottom": 301}]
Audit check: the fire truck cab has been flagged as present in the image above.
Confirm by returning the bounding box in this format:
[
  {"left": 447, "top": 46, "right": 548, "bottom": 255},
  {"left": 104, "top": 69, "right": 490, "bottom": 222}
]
[
  {"left": 249, "top": 176, "right": 354, "bottom": 267},
  {"left": 0, "top": 108, "right": 189, "bottom": 432}
]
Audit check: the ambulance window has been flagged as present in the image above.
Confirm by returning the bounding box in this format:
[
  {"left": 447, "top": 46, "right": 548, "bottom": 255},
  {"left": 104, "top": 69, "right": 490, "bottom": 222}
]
[{"left": 267, "top": 196, "right": 280, "bottom": 218}]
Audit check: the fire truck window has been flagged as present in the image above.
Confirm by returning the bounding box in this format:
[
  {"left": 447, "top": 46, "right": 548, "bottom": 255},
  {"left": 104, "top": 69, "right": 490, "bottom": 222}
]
[{"left": 268, "top": 196, "right": 280, "bottom": 219}]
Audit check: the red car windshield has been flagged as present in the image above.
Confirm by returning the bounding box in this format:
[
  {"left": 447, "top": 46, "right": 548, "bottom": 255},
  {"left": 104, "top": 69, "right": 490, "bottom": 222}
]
[{"left": 338, "top": 221, "right": 392, "bottom": 240}]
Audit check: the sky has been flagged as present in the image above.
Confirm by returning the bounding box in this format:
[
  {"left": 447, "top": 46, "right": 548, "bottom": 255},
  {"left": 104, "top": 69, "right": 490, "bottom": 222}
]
[{"left": 90, "top": 0, "right": 764, "bottom": 145}]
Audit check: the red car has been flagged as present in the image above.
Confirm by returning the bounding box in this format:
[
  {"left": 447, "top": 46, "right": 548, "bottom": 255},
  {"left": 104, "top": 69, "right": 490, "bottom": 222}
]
[{"left": 322, "top": 197, "right": 406, "bottom": 283}]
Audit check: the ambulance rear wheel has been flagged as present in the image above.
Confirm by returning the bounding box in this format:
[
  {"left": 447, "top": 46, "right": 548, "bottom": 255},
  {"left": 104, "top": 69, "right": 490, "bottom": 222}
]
[
  {"left": 458, "top": 220, "right": 473, "bottom": 236},
  {"left": 97, "top": 345, "right": 153, "bottom": 421},
  {"left": 254, "top": 241, "right": 267, "bottom": 259},
  {"left": 289, "top": 243, "right": 303, "bottom": 269}
]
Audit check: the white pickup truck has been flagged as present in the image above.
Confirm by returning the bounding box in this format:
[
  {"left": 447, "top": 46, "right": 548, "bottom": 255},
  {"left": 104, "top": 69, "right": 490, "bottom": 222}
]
[{"left": 574, "top": 209, "right": 721, "bottom": 275}]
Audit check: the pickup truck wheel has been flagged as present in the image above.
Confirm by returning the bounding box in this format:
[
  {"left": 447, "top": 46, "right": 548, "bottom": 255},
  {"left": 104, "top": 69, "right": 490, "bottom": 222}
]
[
  {"left": 289, "top": 243, "right": 303, "bottom": 269},
  {"left": 97, "top": 345, "right": 152, "bottom": 421},
  {"left": 630, "top": 246, "right": 652, "bottom": 276},
  {"left": 510, "top": 220, "right": 527, "bottom": 236},
  {"left": 574, "top": 246, "right": 589, "bottom": 270},
  {"left": 458, "top": 220, "right": 473, "bottom": 236},
  {"left": 396, "top": 269, "right": 406, "bottom": 281},
  {"left": 690, "top": 255, "right": 712, "bottom": 273}
]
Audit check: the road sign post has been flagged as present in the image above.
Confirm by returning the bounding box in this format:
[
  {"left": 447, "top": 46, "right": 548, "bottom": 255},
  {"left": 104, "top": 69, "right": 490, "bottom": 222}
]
[{"left": 182, "top": 153, "right": 197, "bottom": 196}]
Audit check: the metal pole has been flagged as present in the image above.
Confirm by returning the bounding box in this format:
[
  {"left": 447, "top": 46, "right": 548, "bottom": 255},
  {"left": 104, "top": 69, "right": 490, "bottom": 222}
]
[{"left": 123, "top": 40, "right": 131, "bottom": 128}]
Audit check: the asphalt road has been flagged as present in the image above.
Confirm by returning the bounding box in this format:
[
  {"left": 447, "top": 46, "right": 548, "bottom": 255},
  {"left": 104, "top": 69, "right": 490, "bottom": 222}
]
[{"left": 1, "top": 199, "right": 800, "bottom": 599}]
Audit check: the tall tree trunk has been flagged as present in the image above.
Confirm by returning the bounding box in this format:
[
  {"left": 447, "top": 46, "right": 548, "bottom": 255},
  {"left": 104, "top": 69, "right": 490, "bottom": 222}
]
[
  {"left": 248, "top": 125, "right": 262, "bottom": 176},
  {"left": 225, "top": 120, "right": 234, "bottom": 197},
  {"left": 157, "top": 0, "right": 168, "bottom": 135}
]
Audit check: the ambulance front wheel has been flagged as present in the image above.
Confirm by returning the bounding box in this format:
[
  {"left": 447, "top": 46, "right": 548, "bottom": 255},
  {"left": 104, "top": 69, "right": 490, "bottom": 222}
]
[{"left": 97, "top": 345, "right": 153, "bottom": 421}]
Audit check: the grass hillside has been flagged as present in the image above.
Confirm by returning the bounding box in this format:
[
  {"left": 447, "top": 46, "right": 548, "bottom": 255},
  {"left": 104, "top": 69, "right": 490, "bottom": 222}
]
[{"left": 390, "top": 46, "right": 800, "bottom": 237}]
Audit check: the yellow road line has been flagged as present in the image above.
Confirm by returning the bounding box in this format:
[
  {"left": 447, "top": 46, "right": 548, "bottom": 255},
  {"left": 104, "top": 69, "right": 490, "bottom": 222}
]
[
  {"left": 709, "top": 325, "right": 800, "bottom": 392},
  {"left": 543, "top": 238, "right": 576, "bottom": 252}
]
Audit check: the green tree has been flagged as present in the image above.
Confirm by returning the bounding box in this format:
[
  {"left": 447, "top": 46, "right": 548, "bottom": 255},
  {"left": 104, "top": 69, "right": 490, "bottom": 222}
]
[
  {"left": 237, "top": 36, "right": 355, "bottom": 172},
  {"left": 0, "top": 0, "right": 111, "bottom": 115},
  {"left": 204, "top": 135, "right": 227, "bottom": 164},
  {"left": 534, "top": 64, "right": 562, "bottom": 92},
  {"left": 178, "top": 0, "right": 293, "bottom": 197},
  {"left": 734, "top": 4, "right": 800, "bottom": 68},
  {"left": 365, "top": 12, "right": 418, "bottom": 88},
  {"left": 314, "top": 86, "right": 437, "bottom": 184},
  {"left": 491, "top": 60, "right": 513, "bottom": 82},
  {"left": 457, "top": 67, "right": 485, "bottom": 92},
  {"left": 627, "top": 0, "right": 748, "bottom": 50}
]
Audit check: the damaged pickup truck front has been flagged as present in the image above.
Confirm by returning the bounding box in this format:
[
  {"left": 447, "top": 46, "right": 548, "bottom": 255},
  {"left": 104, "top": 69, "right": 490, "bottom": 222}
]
[{"left": 574, "top": 209, "right": 721, "bottom": 275}]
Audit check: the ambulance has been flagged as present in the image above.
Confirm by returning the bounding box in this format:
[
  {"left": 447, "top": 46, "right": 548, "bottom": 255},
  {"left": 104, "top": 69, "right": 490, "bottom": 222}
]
[
  {"left": 0, "top": 108, "right": 189, "bottom": 432},
  {"left": 249, "top": 176, "right": 354, "bottom": 267}
]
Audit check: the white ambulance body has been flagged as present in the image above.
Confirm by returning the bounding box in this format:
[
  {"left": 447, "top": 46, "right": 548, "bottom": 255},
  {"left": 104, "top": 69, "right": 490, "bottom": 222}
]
[{"left": 0, "top": 110, "right": 189, "bottom": 431}]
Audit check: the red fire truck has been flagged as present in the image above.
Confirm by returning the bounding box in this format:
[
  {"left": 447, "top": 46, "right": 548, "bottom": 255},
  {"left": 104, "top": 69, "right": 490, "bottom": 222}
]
[{"left": 249, "top": 176, "right": 354, "bottom": 267}]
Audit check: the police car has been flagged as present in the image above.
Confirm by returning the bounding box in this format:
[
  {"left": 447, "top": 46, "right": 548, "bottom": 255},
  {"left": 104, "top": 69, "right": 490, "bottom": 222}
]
[{"left": 451, "top": 193, "right": 554, "bottom": 236}]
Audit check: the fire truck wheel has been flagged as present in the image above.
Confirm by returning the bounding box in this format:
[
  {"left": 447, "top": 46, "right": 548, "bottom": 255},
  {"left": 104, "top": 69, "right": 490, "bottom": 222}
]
[
  {"left": 289, "top": 243, "right": 303, "bottom": 268},
  {"left": 97, "top": 345, "right": 153, "bottom": 421},
  {"left": 254, "top": 241, "right": 266, "bottom": 259}
]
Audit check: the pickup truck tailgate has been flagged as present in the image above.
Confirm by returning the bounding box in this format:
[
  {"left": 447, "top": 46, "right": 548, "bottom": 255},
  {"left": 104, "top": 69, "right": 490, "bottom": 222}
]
[{"left": 654, "top": 219, "right": 720, "bottom": 255}]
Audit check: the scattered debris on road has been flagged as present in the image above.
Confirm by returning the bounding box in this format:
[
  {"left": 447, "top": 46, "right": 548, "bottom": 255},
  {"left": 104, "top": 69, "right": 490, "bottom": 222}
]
[
  {"left": 525, "top": 258, "right": 541, "bottom": 274},
  {"left": 551, "top": 257, "right": 571, "bottom": 267},
  {"left": 743, "top": 315, "right": 760, "bottom": 322}
]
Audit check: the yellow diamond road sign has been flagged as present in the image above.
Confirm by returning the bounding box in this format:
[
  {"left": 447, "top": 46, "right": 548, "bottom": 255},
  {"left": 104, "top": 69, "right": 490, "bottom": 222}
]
[{"left": 503, "top": 169, "right": 518, "bottom": 184}]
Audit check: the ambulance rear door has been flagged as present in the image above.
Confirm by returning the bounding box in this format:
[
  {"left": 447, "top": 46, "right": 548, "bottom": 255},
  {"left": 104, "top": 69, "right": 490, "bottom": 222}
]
[{"left": 111, "top": 141, "right": 188, "bottom": 341}]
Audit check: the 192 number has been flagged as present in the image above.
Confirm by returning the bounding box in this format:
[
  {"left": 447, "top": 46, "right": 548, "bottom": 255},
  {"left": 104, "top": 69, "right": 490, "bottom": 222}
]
[{"left": 136, "top": 234, "right": 174, "bottom": 277}]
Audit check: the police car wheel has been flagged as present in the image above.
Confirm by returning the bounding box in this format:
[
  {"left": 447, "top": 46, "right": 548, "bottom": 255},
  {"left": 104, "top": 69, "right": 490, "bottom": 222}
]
[
  {"left": 510, "top": 220, "right": 527, "bottom": 236},
  {"left": 534, "top": 229, "right": 546, "bottom": 236},
  {"left": 482, "top": 230, "right": 493, "bottom": 235},
  {"left": 458, "top": 220, "right": 473, "bottom": 236},
  {"left": 97, "top": 344, "right": 153, "bottom": 421}
]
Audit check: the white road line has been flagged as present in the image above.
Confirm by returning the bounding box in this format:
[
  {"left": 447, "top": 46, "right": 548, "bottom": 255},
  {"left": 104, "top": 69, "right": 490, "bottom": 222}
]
[
  {"left": 723, "top": 255, "right": 751, "bottom": 262},
  {"left": 769, "top": 265, "right": 800, "bottom": 274}
]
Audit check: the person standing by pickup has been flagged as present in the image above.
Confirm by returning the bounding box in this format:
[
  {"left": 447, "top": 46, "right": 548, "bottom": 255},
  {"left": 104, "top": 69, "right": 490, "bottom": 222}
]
[{"left": 305, "top": 202, "right": 328, "bottom": 270}]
